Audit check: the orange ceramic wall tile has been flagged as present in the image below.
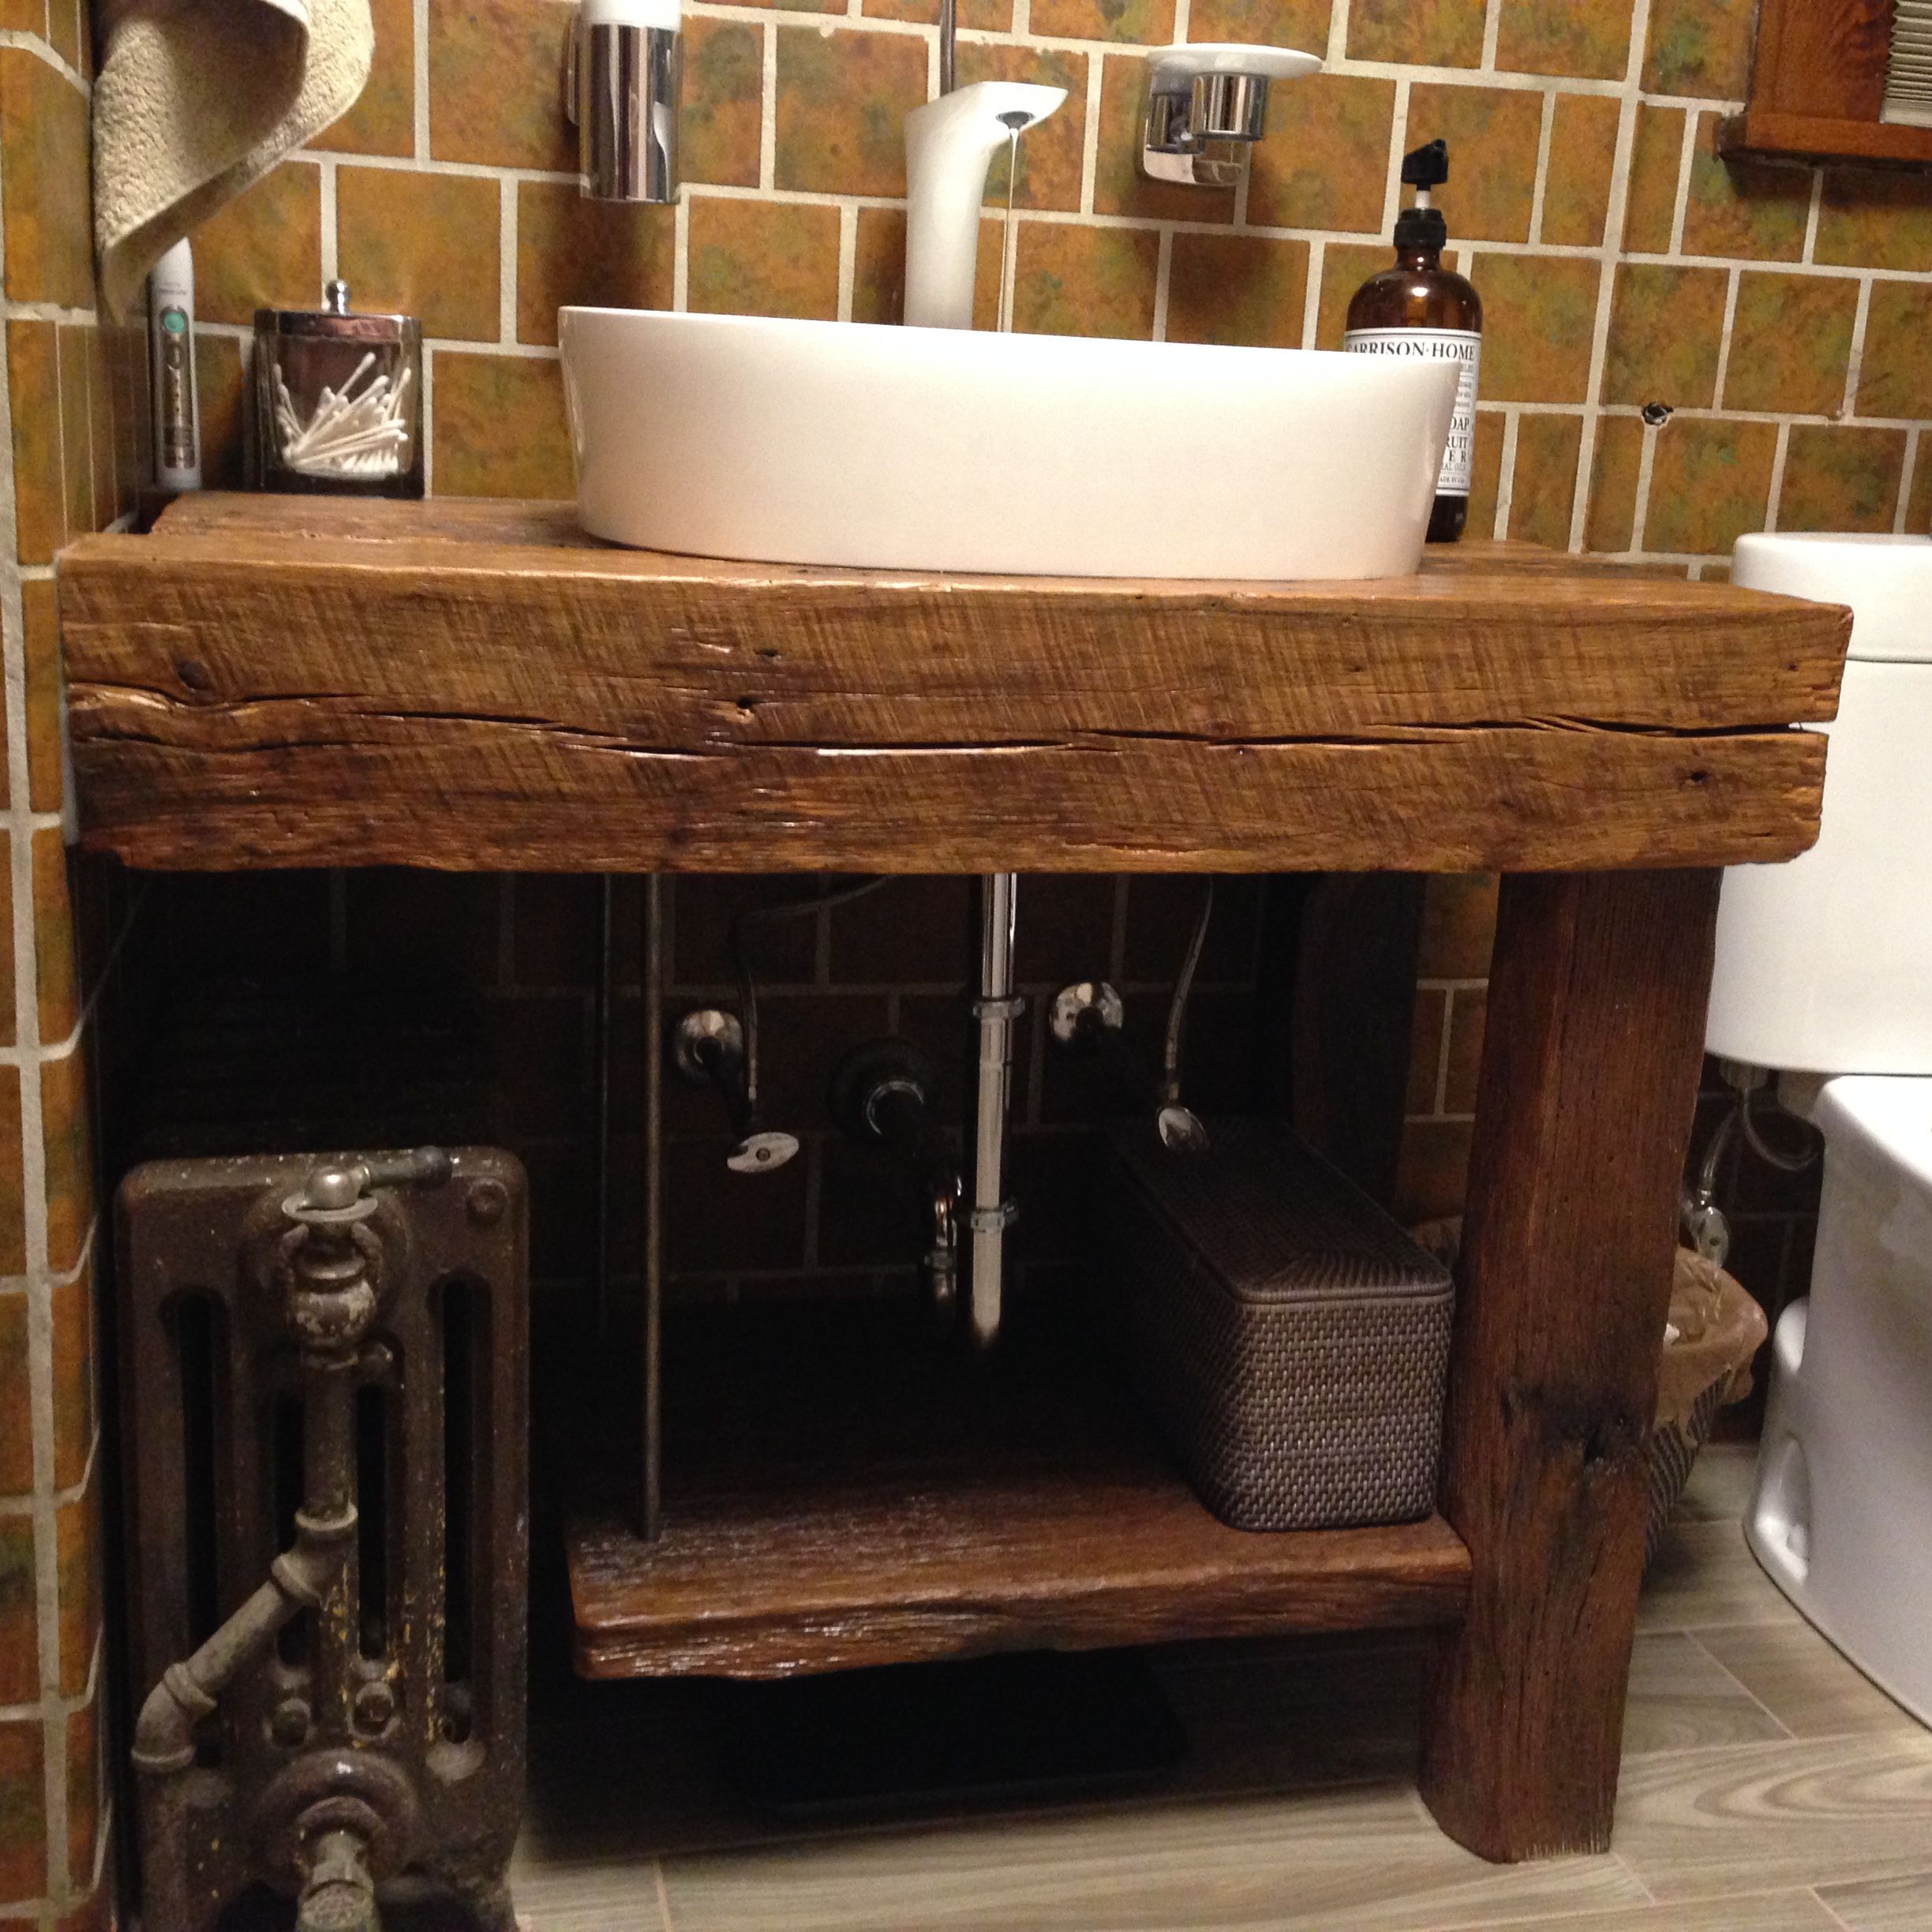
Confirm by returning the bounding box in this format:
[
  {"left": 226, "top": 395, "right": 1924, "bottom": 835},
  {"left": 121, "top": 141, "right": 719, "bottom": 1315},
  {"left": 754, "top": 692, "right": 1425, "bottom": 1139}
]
[
  {"left": 1246, "top": 72, "right": 1397, "bottom": 234},
  {"left": 1859, "top": 281, "right": 1932, "bottom": 421},
  {"left": 0, "top": 51, "right": 93, "bottom": 308},
  {"left": 1350, "top": 0, "right": 1485, "bottom": 69},
  {"left": 1496, "top": 0, "right": 1629, "bottom": 82},
  {"left": 687, "top": 196, "right": 842, "bottom": 320},
  {"left": 188, "top": 163, "right": 324, "bottom": 324},
  {"left": 337, "top": 166, "right": 503, "bottom": 340},
  {"left": 1724, "top": 271, "right": 1860, "bottom": 415},
  {"left": 1166, "top": 231, "right": 1310, "bottom": 348},
  {"left": 517, "top": 183, "right": 676, "bottom": 343},
  {"left": 1779, "top": 424, "right": 1910, "bottom": 534},
  {"left": 1010, "top": 220, "right": 1161, "bottom": 339},
  {"left": 1603, "top": 262, "right": 1728, "bottom": 408},
  {"left": 1646, "top": 416, "right": 1780, "bottom": 552},
  {"left": 309, "top": 0, "right": 416, "bottom": 155},
  {"left": 1509, "top": 411, "right": 1586, "bottom": 547}
]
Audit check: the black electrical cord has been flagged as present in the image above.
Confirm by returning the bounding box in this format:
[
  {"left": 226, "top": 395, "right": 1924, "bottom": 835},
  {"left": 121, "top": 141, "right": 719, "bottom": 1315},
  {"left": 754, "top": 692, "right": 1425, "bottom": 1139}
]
[{"left": 729, "top": 878, "right": 895, "bottom": 1119}]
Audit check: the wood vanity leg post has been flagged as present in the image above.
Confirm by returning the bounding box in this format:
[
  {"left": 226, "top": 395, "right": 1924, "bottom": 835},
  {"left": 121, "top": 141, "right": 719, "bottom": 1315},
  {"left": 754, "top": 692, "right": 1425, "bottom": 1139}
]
[{"left": 1417, "top": 867, "right": 1720, "bottom": 1863}]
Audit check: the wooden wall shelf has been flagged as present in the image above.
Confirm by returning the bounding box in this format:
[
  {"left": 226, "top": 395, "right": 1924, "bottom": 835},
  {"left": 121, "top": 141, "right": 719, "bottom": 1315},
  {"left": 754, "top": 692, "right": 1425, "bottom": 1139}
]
[
  {"left": 564, "top": 1305, "right": 1471, "bottom": 1681},
  {"left": 1720, "top": 0, "right": 1932, "bottom": 168}
]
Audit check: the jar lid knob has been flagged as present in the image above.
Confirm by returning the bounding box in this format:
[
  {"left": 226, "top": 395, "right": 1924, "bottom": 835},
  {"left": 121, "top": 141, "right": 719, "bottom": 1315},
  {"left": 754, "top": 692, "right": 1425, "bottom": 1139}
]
[{"left": 324, "top": 279, "right": 351, "bottom": 316}]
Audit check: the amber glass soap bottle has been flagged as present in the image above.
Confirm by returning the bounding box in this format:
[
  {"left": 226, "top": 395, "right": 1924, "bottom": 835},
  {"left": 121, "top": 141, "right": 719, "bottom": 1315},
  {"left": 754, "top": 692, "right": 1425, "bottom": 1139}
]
[{"left": 1343, "top": 140, "right": 1483, "bottom": 543}]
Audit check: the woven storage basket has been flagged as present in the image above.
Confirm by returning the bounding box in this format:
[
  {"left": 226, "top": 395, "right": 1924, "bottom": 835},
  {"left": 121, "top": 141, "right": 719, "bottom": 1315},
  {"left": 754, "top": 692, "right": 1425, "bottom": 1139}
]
[
  {"left": 1411, "top": 1220, "right": 1766, "bottom": 1563},
  {"left": 1103, "top": 1118, "right": 1453, "bottom": 1533}
]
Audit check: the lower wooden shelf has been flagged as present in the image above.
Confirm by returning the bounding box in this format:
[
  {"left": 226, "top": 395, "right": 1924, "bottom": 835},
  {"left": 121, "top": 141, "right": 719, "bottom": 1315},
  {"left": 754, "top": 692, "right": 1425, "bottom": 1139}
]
[{"left": 563, "top": 1302, "right": 1470, "bottom": 1680}]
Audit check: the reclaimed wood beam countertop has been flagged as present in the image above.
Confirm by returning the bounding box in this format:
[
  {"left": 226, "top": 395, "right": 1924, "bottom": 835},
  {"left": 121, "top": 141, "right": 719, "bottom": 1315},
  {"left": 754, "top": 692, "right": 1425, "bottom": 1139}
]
[{"left": 56, "top": 493, "right": 1851, "bottom": 874}]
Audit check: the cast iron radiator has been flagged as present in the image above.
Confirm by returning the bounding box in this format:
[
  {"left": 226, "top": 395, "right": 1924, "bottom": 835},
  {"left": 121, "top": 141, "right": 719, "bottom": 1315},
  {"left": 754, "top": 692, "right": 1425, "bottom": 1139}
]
[{"left": 116, "top": 1148, "right": 528, "bottom": 1932}]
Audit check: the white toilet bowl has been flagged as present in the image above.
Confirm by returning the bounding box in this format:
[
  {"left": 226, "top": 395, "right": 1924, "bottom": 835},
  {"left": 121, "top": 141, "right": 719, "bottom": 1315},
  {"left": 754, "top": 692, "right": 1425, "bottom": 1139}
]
[
  {"left": 1706, "top": 533, "right": 1932, "bottom": 1727},
  {"left": 1745, "top": 1076, "right": 1932, "bottom": 1725}
]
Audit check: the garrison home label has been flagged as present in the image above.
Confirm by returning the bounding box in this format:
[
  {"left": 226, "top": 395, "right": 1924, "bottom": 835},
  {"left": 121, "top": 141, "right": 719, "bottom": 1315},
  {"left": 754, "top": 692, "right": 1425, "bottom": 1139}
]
[{"left": 1341, "top": 328, "right": 1482, "bottom": 498}]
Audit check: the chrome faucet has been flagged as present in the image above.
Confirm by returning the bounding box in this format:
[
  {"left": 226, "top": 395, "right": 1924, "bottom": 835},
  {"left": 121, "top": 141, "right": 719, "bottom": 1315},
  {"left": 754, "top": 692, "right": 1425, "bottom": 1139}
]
[{"left": 566, "top": 0, "right": 682, "bottom": 204}]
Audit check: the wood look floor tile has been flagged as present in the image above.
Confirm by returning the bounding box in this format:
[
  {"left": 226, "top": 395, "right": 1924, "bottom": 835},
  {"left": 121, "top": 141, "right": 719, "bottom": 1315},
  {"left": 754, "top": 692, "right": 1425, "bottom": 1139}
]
[
  {"left": 1814, "top": 1868, "right": 1932, "bottom": 1930},
  {"left": 513, "top": 1854, "right": 674, "bottom": 1931},
  {"left": 1670, "top": 1443, "right": 1758, "bottom": 1523},
  {"left": 658, "top": 1784, "right": 1647, "bottom": 1932},
  {"left": 1694, "top": 1623, "right": 1922, "bottom": 1741},
  {"left": 1638, "top": 1521, "right": 1803, "bottom": 1634},
  {"left": 1612, "top": 1732, "right": 1932, "bottom": 1901},
  {"left": 1621, "top": 1632, "right": 1791, "bottom": 1756},
  {"left": 1447, "top": 1895, "right": 1840, "bottom": 1932}
]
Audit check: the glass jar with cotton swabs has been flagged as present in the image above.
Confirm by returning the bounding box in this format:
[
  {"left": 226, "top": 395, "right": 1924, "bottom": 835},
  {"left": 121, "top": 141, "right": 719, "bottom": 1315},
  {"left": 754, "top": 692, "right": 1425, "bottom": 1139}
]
[{"left": 252, "top": 280, "right": 425, "bottom": 497}]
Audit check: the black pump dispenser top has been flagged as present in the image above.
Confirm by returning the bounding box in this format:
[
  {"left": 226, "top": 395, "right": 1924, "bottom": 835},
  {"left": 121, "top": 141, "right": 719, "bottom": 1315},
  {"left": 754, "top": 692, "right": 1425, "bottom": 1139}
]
[{"left": 1395, "top": 139, "right": 1450, "bottom": 251}]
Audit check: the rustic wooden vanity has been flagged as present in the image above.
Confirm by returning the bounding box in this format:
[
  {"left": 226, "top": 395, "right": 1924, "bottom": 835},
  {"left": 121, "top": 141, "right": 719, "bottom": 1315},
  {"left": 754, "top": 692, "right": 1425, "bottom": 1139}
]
[{"left": 57, "top": 492, "right": 1849, "bottom": 1866}]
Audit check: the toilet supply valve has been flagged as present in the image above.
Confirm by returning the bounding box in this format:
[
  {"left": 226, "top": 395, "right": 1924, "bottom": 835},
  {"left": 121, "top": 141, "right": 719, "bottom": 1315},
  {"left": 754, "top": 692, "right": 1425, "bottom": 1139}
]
[{"left": 672, "top": 1009, "right": 800, "bottom": 1174}]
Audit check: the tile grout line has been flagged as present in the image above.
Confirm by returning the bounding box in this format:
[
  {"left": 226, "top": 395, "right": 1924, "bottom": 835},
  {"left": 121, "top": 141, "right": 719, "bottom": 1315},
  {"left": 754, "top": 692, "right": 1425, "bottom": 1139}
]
[
  {"left": 1526, "top": 86, "right": 1556, "bottom": 245},
  {"left": 1896, "top": 426, "right": 1922, "bottom": 534},
  {"left": 1432, "top": 987, "right": 1455, "bottom": 1116},
  {"left": 1567, "top": 0, "right": 1652, "bottom": 553},
  {"left": 761, "top": 20, "right": 779, "bottom": 193},
  {"left": 1493, "top": 407, "right": 1520, "bottom": 540},
  {"left": 1765, "top": 417, "right": 1793, "bottom": 530},
  {"left": 1667, "top": 104, "right": 1697, "bottom": 259},
  {"left": 1479, "top": 0, "right": 1502, "bottom": 72},
  {"left": 1681, "top": 1627, "right": 1800, "bottom": 1742},
  {"left": 1077, "top": 54, "right": 1102, "bottom": 215},
  {"left": 1841, "top": 274, "right": 1873, "bottom": 420},
  {"left": 1381, "top": 77, "right": 1412, "bottom": 241},
  {"left": 1810, "top": 1889, "right": 1859, "bottom": 1932},
  {"left": 1631, "top": 421, "right": 1661, "bottom": 560},
  {"left": 1709, "top": 264, "right": 1741, "bottom": 411},
  {"left": 836, "top": 203, "right": 858, "bottom": 324},
  {"left": 413, "top": 0, "right": 431, "bottom": 162}
]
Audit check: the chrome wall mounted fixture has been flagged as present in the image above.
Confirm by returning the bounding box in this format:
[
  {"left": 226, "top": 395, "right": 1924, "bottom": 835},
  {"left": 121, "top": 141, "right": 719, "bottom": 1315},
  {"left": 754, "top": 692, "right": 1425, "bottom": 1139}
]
[
  {"left": 1047, "top": 880, "right": 1215, "bottom": 1156},
  {"left": 831, "top": 1039, "right": 962, "bottom": 1324},
  {"left": 566, "top": 0, "right": 682, "bottom": 204},
  {"left": 1140, "top": 43, "right": 1322, "bottom": 188},
  {"left": 672, "top": 1008, "right": 802, "bottom": 1173}
]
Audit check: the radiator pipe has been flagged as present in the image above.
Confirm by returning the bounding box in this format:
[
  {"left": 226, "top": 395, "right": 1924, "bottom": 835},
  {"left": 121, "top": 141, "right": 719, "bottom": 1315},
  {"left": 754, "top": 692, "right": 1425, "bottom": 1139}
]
[
  {"left": 134, "top": 1157, "right": 432, "bottom": 1930},
  {"left": 968, "top": 873, "right": 1020, "bottom": 1348}
]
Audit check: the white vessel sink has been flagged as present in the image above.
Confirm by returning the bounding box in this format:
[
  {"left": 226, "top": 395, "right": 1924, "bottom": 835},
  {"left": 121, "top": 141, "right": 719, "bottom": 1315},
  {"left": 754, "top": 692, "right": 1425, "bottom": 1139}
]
[{"left": 559, "top": 309, "right": 1458, "bottom": 581}]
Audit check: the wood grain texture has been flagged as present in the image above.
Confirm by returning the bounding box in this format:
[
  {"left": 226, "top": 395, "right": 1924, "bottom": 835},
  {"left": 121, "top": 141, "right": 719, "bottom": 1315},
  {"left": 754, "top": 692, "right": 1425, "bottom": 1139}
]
[
  {"left": 1754, "top": 0, "right": 1892, "bottom": 122},
  {"left": 1417, "top": 868, "right": 1722, "bottom": 1863},
  {"left": 565, "top": 1305, "right": 1470, "bottom": 1680},
  {"left": 58, "top": 495, "right": 1844, "bottom": 874},
  {"left": 1720, "top": 107, "right": 1932, "bottom": 167},
  {"left": 1615, "top": 1732, "right": 1932, "bottom": 1902}
]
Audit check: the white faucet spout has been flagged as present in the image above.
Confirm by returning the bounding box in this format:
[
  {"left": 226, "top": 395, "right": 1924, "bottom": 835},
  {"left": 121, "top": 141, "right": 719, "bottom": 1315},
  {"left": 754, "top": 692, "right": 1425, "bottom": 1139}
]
[{"left": 904, "top": 81, "right": 1068, "bottom": 331}]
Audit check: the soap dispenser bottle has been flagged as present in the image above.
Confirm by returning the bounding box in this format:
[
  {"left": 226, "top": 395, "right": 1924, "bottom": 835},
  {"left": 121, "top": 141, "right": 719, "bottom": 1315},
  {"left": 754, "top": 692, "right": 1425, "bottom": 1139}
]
[{"left": 1344, "top": 140, "right": 1482, "bottom": 543}]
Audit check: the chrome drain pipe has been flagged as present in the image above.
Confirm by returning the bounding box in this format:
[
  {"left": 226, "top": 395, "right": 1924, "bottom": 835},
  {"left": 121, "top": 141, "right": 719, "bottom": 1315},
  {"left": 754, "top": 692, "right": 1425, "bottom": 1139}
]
[{"left": 970, "top": 873, "right": 1022, "bottom": 1347}]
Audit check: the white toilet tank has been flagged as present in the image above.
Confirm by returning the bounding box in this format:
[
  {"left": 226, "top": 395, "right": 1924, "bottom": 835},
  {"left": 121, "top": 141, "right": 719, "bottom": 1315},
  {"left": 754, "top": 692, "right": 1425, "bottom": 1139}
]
[{"left": 1706, "top": 534, "right": 1932, "bottom": 1076}]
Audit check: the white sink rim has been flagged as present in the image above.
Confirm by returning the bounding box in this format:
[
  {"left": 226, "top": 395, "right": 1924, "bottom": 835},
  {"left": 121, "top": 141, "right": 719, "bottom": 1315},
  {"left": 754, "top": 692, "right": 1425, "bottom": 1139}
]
[{"left": 560, "top": 307, "right": 1458, "bottom": 582}]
